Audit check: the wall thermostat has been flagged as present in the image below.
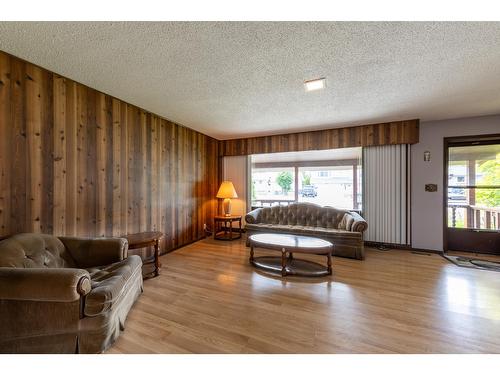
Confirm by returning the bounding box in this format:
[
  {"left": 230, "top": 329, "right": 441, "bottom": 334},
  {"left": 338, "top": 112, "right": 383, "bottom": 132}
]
[{"left": 425, "top": 184, "right": 438, "bottom": 192}]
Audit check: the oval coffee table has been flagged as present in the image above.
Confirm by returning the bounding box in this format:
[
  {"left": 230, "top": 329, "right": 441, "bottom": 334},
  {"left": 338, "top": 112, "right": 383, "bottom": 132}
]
[{"left": 248, "top": 233, "right": 333, "bottom": 277}]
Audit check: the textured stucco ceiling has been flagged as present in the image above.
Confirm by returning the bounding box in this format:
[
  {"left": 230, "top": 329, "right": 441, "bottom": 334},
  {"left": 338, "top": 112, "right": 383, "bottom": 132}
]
[{"left": 1, "top": 22, "right": 500, "bottom": 139}]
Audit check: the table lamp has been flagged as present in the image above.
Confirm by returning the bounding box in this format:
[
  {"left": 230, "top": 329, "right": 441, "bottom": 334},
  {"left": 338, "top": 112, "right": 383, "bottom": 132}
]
[{"left": 216, "top": 181, "right": 238, "bottom": 216}]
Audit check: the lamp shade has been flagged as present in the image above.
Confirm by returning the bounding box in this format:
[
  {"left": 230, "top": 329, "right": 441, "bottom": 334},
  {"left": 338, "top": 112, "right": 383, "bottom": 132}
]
[{"left": 216, "top": 181, "right": 238, "bottom": 199}]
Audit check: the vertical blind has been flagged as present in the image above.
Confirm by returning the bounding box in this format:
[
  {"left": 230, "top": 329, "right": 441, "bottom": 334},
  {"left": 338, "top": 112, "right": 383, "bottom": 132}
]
[{"left": 364, "top": 145, "right": 411, "bottom": 245}]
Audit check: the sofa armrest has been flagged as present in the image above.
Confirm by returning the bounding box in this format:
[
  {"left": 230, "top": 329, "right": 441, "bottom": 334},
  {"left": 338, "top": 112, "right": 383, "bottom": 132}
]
[
  {"left": 0, "top": 268, "right": 91, "bottom": 302},
  {"left": 349, "top": 212, "right": 368, "bottom": 232},
  {"left": 245, "top": 208, "right": 263, "bottom": 224},
  {"left": 59, "top": 237, "right": 128, "bottom": 268}
]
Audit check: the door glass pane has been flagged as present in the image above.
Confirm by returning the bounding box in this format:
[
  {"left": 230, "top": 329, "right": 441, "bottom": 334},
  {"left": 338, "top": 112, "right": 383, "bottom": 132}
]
[
  {"left": 448, "top": 144, "right": 500, "bottom": 186},
  {"left": 448, "top": 160, "right": 468, "bottom": 187},
  {"left": 447, "top": 143, "right": 500, "bottom": 230},
  {"left": 447, "top": 188, "right": 500, "bottom": 229},
  {"left": 447, "top": 187, "right": 500, "bottom": 229},
  {"left": 476, "top": 156, "right": 500, "bottom": 186}
]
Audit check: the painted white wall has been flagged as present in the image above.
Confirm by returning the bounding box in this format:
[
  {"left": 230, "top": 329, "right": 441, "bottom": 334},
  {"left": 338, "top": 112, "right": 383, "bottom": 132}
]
[
  {"left": 411, "top": 115, "right": 500, "bottom": 251},
  {"left": 222, "top": 156, "right": 249, "bottom": 227}
]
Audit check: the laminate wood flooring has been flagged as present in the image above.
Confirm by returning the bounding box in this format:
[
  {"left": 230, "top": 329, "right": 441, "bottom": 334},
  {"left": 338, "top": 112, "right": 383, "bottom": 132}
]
[{"left": 107, "top": 238, "right": 500, "bottom": 354}]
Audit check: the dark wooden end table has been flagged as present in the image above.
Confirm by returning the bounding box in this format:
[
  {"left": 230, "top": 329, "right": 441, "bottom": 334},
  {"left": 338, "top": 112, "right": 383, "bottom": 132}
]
[
  {"left": 214, "top": 215, "right": 242, "bottom": 241},
  {"left": 125, "top": 231, "right": 164, "bottom": 278},
  {"left": 248, "top": 233, "right": 333, "bottom": 277}
]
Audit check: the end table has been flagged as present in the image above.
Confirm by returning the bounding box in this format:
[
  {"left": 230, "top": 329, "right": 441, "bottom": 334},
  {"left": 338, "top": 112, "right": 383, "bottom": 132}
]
[
  {"left": 125, "top": 231, "right": 164, "bottom": 278},
  {"left": 214, "top": 215, "right": 242, "bottom": 241}
]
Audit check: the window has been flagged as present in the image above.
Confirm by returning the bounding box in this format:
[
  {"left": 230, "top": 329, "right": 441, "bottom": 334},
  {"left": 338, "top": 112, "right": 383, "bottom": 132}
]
[
  {"left": 446, "top": 143, "right": 500, "bottom": 230},
  {"left": 251, "top": 167, "right": 295, "bottom": 204},
  {"left": 250, "top": 148, "right": 362, "bottom": 210},
  {"left": 298, "top": 166, "right": 357, "bottom": 209}
]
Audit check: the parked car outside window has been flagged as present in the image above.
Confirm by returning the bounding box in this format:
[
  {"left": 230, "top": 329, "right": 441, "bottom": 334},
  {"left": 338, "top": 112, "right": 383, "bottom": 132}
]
[{"left": 301, "top": 185, "right": 318, "bottom": 197}]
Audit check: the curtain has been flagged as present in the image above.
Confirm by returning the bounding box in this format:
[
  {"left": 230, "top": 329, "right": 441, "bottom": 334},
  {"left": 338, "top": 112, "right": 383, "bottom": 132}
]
[
  {"left": 363, "top": 145, "right": 411, "bottom": 245},
  {"left": 222, "top": 156, "right": 250, "bottom": 225}
]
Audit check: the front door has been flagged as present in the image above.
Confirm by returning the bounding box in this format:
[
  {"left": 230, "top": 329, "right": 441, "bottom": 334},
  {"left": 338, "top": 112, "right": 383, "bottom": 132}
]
[{"left": 444, "top": 134, "right": 500, "bottom": 255}]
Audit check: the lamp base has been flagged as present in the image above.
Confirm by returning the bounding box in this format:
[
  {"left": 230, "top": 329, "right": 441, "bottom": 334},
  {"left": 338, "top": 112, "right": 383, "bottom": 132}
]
[{"left": 222, "top": 198, "right": 232, "bottom": 216}]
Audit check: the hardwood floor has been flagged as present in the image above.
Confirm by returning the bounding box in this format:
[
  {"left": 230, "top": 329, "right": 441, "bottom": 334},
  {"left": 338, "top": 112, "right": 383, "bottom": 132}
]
[{"left": 107, "top": 237, "right": 500, "bottom": 354}]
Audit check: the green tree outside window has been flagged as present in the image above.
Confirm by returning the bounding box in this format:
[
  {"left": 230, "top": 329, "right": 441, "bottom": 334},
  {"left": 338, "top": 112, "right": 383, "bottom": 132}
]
[
  {"left": 302, "top": 172, "right": 311, "bottom": 186},
  {"left": 476, "top": 155, "right": 500, "bottom": 208},
  {"left": 276, "top": 171, "right": 293, "bottom": 194}
]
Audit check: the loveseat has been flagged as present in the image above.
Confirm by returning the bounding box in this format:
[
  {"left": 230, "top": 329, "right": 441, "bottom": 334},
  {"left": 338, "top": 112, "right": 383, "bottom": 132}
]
[
  {"left": 0, "top": 233, "right": 143, "bottom": 353},
  {"left": 245, "top": 202, "right": 368, "bottom": 260}
]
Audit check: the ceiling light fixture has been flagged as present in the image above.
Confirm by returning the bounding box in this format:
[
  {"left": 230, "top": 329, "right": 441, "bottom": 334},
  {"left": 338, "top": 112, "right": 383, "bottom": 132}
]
[{"left": 304, "top": 77, "right": 326, "bottom": 92}]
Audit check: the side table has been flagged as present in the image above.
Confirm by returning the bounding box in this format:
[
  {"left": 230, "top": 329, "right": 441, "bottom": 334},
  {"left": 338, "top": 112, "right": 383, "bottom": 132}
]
[
  {"left": 214, "top": 215, "right": 242, "bottom": 241},
  {"left": 125, "top": 231, "right": 164, "bottom": 278}
]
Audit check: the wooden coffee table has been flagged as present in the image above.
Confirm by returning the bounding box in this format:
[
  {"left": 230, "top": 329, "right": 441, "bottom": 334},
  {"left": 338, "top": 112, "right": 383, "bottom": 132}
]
[{"left": 248, "top": 233, "right": 333, "bottom": 277}]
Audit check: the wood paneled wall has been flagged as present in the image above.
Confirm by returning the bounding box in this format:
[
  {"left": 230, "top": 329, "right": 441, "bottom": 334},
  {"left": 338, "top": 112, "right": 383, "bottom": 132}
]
[
  {"left": 220, "top": 119, "right": 419, "bottom": 156},
  {"left": 0, "top": 51, "right": 219, "bottom": 254},
  {"left": 0, "top": 49, "right": 421, "bottom": 255}
]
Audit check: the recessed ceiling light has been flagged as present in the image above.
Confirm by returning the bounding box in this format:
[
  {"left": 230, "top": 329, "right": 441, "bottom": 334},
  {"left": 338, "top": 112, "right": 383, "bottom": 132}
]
[{"left": 304, "top": 77, "right": 326, "bottom": 92}]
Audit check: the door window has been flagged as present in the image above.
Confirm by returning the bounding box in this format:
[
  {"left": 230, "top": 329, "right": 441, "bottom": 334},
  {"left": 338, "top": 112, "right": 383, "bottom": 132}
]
[{"left": 447, "top": 143, "right": 500, "bottom": 230}]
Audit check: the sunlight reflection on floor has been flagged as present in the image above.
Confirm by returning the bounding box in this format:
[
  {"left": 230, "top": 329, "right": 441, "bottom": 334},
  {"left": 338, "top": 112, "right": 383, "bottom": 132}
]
[{"left": 443, "top": 270, "right": 500, "bottom": 321}]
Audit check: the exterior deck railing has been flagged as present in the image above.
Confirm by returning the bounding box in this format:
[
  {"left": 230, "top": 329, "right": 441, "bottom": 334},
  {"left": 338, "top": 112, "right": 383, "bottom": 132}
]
[
  {"left": 251, "top": 199, "right": 296, "bottom": 211},
  {"left": 448, "top": 203, "right": 500, "bottom": 230}
]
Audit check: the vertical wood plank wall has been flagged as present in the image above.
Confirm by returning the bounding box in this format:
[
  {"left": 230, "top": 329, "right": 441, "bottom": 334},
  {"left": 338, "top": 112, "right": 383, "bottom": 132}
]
[{"left": 0, "top": 51, "right": 219, "bottom": 255}]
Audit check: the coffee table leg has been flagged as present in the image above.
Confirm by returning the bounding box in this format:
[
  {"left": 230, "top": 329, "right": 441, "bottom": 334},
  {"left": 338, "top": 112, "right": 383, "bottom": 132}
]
[
  {"left": 250, "top": 246, "right": 254, "bottom": 263},
  {"left": 327, "top": 252, "right": 332, "bottom": 275},
  {"left": 281, "top": 248, "right": 287, "bottom": 276}
]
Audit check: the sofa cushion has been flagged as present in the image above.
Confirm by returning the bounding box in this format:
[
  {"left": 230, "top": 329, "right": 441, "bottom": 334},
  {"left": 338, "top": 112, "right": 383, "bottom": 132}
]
[
  {"left": 339, "top": 213, "right": 355, "bottom": 231},
  {"left": 295, "top": 225, "right": 361, "bottom": 238},
  {"left": 0, "top": 233, "right": 76, "bottom": 269},
  {"left": 84, "top": 255, "right": 142, "bottom": 317}
]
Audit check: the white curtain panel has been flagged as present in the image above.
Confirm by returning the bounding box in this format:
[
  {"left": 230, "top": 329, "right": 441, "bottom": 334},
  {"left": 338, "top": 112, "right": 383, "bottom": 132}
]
[
  {"left": 363, "top": 144, "right": 411, "bottom": 245},
  {"left": 222, "top": 155, "right": 250, "bottom": 225}
]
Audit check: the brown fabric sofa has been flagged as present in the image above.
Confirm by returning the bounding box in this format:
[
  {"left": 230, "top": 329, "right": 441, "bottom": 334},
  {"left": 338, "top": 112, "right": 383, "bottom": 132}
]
[
  {"left": 245, "top": 203, "right": 368, "bottom": 260},
  {"left": 0, "top": 233, "right": 143, "bottom": 354}
]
